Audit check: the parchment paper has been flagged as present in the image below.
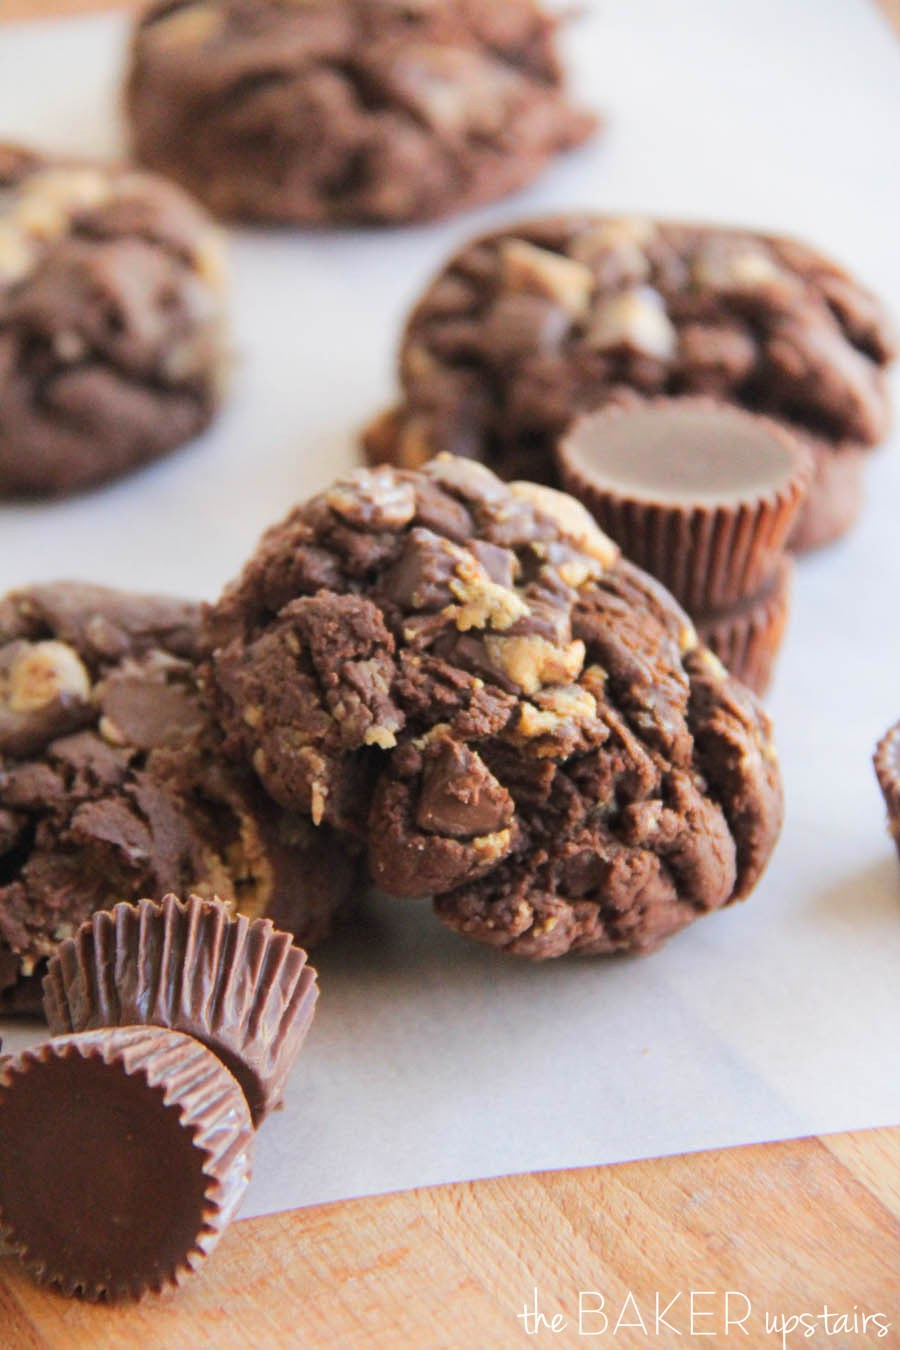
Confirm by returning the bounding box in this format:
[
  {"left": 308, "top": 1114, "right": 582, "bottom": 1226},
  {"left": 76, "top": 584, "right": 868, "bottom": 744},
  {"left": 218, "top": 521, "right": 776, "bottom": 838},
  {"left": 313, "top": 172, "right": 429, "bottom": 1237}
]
[{"left": 0, "top": 0, "right": 898, "bottom": 1220}]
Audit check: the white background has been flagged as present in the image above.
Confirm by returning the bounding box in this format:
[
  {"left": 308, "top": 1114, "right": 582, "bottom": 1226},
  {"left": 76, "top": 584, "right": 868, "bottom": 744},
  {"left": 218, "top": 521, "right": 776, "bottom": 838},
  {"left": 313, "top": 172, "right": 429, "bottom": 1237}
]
[{"left": 0, "top": 0, "right": 898, "bottom": 1219}]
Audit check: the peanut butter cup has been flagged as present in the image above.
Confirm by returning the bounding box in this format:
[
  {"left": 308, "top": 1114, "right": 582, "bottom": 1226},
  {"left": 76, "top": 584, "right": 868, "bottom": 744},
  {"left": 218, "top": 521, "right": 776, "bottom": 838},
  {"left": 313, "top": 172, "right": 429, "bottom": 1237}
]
[
  {"left": 556, "top": 397, "right": 812, "bottom": 613},
  {"left": 787, "top": 441, "right": 867, "bottom": 553},
  {"left": 0, "top": 1026, "right": 253, "bottom": 1300},
  {"left": 43, "top": 894, "right": 318, "bottom": 1126}
]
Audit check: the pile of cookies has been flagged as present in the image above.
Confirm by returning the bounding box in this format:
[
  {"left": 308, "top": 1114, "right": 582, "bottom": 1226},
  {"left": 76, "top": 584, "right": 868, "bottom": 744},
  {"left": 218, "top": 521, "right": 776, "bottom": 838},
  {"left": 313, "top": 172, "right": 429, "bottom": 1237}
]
[
  {"left": 0, "top": 0, "right": 897, "bottom": 1304},
  {"left": 0, "top": 458, "right": 783, "bottom": 995}
]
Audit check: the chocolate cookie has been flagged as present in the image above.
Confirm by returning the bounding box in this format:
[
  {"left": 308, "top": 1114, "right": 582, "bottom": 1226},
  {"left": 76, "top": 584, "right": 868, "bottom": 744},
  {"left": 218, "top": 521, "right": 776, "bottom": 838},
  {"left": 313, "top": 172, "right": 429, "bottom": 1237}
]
[
  {"left": 125, "top": 0, "right": 597, "bottom": 226},
  {"left": 364, "top": 216, "right": 896, "bottom": 549},
  {"left": 0, "top": 145, "right": 228, "bottom": 497},
  {"left": 203, "top": 458, "right": 783, "bottom": 959},
  {"left": 0, "top": 583, "right": 357, "bottom": 1014}
]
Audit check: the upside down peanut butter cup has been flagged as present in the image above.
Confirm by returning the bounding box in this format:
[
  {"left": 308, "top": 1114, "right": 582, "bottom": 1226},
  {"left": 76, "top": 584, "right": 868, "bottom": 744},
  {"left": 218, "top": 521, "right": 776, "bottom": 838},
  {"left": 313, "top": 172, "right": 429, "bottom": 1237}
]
[
  {"left": 786, "top": 440, "right": 868, "bottom": 553},
  {"left": 0, "top": 1026, "right": 253, "bottom": 1301},
  {"left": 43, "top": 894, "right": 318, "bottom": 1126},
  {"left": 695, "top": 557, "right": 793, "bottom": 698},
  {"left": 556, "top": 397, "right": 813, "bottom": 612}
]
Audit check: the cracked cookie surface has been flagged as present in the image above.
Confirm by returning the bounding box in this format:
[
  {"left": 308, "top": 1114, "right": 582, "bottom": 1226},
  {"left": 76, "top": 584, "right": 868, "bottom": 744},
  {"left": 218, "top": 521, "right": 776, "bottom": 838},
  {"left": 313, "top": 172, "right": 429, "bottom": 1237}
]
[
  {"left": 204, "top": 457, "right": 783, "bottom": 960},
  {"left": 364, "top": 215, "right": 896, "bottom": 547},
  {"left": 0, "top": 583, "right": 356, "bottom": 1014},
  {"left": 126, "top": 0, "right": 596, "bottom": 225},
  {"left": 0, "top": 145, "right": 227, "bottom": 497}
]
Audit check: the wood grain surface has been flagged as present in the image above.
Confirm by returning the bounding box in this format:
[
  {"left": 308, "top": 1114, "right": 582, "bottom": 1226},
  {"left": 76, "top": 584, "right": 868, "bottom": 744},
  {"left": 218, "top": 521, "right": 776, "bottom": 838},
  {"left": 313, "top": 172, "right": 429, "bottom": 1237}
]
[
  {"left": 1, "top": 1130, "right": 899, "bottom": 1347},
  {"left": 1, "top": 2, "right": 899, "bottom": 1345}
]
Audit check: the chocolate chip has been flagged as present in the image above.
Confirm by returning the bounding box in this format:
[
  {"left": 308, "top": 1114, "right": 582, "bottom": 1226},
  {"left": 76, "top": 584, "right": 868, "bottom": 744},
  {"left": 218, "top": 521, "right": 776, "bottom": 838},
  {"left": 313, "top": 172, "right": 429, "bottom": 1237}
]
[{"left": 416, "top": 739, "right": 514, "bottom": 838}]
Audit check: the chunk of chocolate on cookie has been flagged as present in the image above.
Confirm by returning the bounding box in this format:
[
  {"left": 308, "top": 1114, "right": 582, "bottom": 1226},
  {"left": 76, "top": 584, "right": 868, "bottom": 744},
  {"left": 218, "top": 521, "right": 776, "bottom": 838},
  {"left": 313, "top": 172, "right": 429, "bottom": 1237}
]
[
  {"left": 0, "top": 583, "right": 358, "bottom": 1013},
  {"left": 365, "top": 216, "right": 896, "bottom": 549},
  {"left": 204, "top": 458, "right": 783, "bottom": 959},
  {"left": 0, "top": 146, "right": 228, "bottom": 497},
  {"left": 125, "top": 0, "right": 597, "bottom": 226}
]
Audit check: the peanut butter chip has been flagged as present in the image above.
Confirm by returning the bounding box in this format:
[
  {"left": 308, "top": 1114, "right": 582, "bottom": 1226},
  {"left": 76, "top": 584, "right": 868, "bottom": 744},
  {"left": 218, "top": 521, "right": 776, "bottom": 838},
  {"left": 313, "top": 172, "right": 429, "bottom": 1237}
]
[
  {"left": 516, "top": 685, "right": 598, "bottom": 738},
  {"left": 19, "top": 168, "right": 111, "bottom": 229},
  {"left": 500, "top": 239, "right": 594, "bottom": 317},
  {"left": 569, "top": 219, "right": 654, "bottom": 284},
  {"left": 471, "top": 828, "right": 512, "bottom": 864},
  {"left": 0, "top": 169, "right": 110, "bottom": 287},
  {"left": 7, "top": 641, "right": 91, "bottom": 712},
  {"left": 364, "top": 725, "right": 398, "bottom": 749},
  {"left": 509, "top": 482, "right": 619, "bottom": 567},
  {"left": 693, "top": 243, "right": 783, "bottom": 291},
  {"left": 448, "top": 555, "right": 529, "bottom": 632},
  {"left": 485, "top": 633, "right": 586, "bottom": 695},
  {"left": 588, "top": 286, "right": 677, "bottom": 360}
]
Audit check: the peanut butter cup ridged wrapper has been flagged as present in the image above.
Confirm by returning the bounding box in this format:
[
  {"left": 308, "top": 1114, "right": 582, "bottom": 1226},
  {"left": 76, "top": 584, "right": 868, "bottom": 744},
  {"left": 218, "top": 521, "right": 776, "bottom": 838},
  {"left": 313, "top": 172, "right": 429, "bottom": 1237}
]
[
  {"left": 43, "top": 894, "right": 319, "bottom": 1126},
  {"left": 556, "top": 396, "right": 813, "bottom": 612},
  {"left": 0, "top": 1026, "right": 253, "bottom": 1301},
  {"left": 695, "top": 556, "right": 793, "bottom": 697}
]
